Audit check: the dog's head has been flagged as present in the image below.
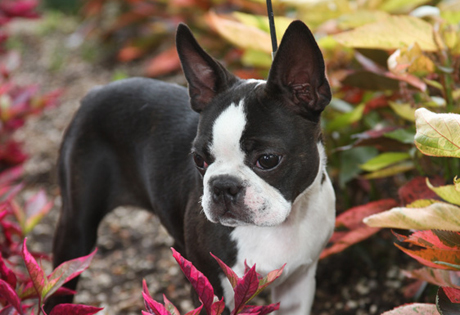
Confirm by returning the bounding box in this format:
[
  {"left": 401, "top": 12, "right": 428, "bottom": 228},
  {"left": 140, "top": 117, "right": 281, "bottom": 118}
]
[{"left": 176, "top": 21, "right": 331, "bottom": 227}]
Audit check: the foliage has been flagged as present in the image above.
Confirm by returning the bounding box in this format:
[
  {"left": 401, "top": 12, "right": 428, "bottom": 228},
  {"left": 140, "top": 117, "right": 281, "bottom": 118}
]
[
  {"left": 142, "top": 248, "right": 283, "bottom": 315},
  {"left": 363, "top": 108, "right": 460, "bottom": 314}
]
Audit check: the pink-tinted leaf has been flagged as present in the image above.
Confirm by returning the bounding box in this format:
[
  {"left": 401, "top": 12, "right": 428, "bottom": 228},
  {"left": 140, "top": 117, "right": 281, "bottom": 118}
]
[
  {"left": 163, "top": 295, "right": 180, "bottom": 315},
  {"left": 337, "top": 199, "right": 398, "bottom": 230},
  {"left": 0, "top": 279, "right": 22, "bottom": 314},
  {"left": 251, "top": 264, "right": 285, "bottom": 299},
  {"left": 0, "top": 254, "right": 17, "bottom": 288},
  {"left": 0, "top": 305, "right": 21, "bottom": 315},
  {"left": 211, "top": 297, "right": 225, "bottom": 315},
  {"left": 22, "top": 238, "right": 46, "bottom": 298},
  {"left": 48, "top": 303, "right": 103, "bottom": 315},
  {"left": 142, "top": 280, "right": 171, "bottom": 315},
  {"left": 381, "top": 303, "right": 439, "bottom": 314},
  {"left": 171, "top": 248, "right": 214, "bottom": 314},
  {"left": 403, "top": 268, "right": 460, "bottom": 289},
  {"left": 239, "top": 303, "right": 280, "bottom": 315},
  {"left": 23, "top": 190, "right": 53, "bottom": 235},
  {"left": 393, "top": 230, "right": 460, "bottom": 251},
  {"left": 232, "top": 265, "right": 259, "bottom": 314},
  {"left": 0, "top": 184, "right": 23, "bottom": 203},
  {"left": 211, "top": 252, "right": 239, "bottom": 288},
  {"left": 184, "top": 305, "right": 203, "bottom": 315},
  {"left": 0, "top": 166, "right": 23, "bottom": 187},
  {"left": 44, "top": 249, "right": 97, "bottom": 300}
]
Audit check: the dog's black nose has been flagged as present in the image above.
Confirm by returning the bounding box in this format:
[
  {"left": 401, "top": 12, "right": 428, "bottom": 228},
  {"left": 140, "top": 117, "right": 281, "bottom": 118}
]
[{"left": 211, "top": 176, "right": 243, "bottom": 203}]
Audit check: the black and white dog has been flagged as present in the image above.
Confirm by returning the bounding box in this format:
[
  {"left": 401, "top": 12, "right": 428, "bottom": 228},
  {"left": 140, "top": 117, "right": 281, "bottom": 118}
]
[{"left": 48, "top": 20, "right": 336, "bottom": 314}]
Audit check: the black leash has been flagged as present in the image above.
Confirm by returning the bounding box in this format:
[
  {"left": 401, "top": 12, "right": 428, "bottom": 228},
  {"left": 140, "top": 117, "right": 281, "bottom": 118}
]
[{"left": 265, "top": 0, "right": 277, "bottom": 60}]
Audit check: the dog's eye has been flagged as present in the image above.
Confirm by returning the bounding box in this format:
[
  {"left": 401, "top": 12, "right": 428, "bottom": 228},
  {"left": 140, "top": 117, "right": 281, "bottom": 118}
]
[
  {"left": 256, "top": 154, "right": 280, "bottom": 170},
  {"left": 193, "top": 153, "right": 208, "bottom": 170}
]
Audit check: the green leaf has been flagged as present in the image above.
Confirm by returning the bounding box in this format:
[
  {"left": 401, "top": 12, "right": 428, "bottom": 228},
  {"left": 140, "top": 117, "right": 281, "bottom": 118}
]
[
  {"left": 363, "top": 161, "right": 415, "bottom": 179},
  {"left": 388, "top": 102, "right": 416, "bottom": 122},
  {"left": 455, "top": 176, "right": 460, "bottom": 192},
  {"left": 414, "top": 108, "right": 460, "bottom": 158},
  {"left": 360, "top": 152, "right": 411, "bottom": 172},
  {"left": 339, "top": 147, "right": 378, "bottom": 187},
  {"left": 337, "top": 10, "right": 389, "bottom": 29},
  {"left": 364, "top": 202, "right": 460, "bottom": 231},
  {"left": 384, "top": 128, "right": 416, "bottom": 144},
  {"left": 326, "top": 103, "right": 365, "bottom": 131},
  {"left": 334, "top": 16, "right": 438, "bottom": 51},
  {"left": 427, "top": 178, "right": 460, "bottom": 206},
  {"left": 241, "top": 50, "right": 271, "bottom": 68},
  {"left": 379, "top": 0, "right": 430, "bottom": 13}
]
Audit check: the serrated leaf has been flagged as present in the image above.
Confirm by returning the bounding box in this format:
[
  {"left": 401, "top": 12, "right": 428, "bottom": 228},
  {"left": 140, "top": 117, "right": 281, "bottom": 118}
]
[
  {"left": 0, "top": 279, "right": 22, "bottom": 315},
  {"left": 172, "top": 248, "right": 214, "bottom": 315},
  {"left": 437, "top": 287, "right": 460, "bottom": 314},
  {"left": 381, "top": 303, "right": 439, "bottom": 314},
  {"left": 415, "top": 108, "right": 460, "bottom": 158},
  {"left": 395, "top": 243, "right": 460, "bottom": 270},
  {"left": 364, "top": 202, "right": 460, "bottom": 231},
  {"left": 48, "top": 303, "right": 103, "bottom": 315},
  {"left": 211, "top": 253, "right": 239, "bottom": 289},
  {"left": 402, "top": 267, "right": 460, "bottom": 289},
  {"left": 232, "top": 265, "right": 259, "bottom": 314},
  {"left": 334, "top": 16, "right": 438, "bottom": 51},
  {"left": 22, "top": 238, "right": 47, "bottom": 299},
  {"left": 362, "top": 161, "right": 415, "bottom": 179},
  {"left": 427, "top": 178, "right": 460, "bottom": 206},
  {"left": 360, "top": 152, "right": 411, "bottom": 172},
  {"left": 43, "top": 249, "right": 97, "bottom": 300}
]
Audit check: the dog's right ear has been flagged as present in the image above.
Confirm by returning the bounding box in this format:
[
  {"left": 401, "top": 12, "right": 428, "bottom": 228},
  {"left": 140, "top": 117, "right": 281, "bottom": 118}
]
[{"left": 176, "top": 24, "right": 238, "bottom": 112}]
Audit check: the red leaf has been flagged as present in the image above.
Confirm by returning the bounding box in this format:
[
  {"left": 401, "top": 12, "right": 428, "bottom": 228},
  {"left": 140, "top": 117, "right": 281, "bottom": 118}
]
[
  {"left": 48, "top": 303, "right": 103, "bottom": 315},
  {"left": 395, "top": 243, "right": 460, "bottom": 270},
  {"left": 211, "top": 252, "right": 239, "bottom": 288},
  {"left": 441, "top": 287, "right": 460, "bottom": 303},
  {"left": 171, "top": 248, "right": 215, "bottom": 315},
  {"left": 118, "top": 46, "right": 145, "bottom": 62},
  {"left": 145, "top": 47, "right": 181, "bottom": 77},
  {"left": 321, "top": 199, "right": 397, "bottom": 259},
  {"left": 163, "top": 295, "right": 180, "bottom": 315},
  {"left": 398, "top": 176, "right": 444, "bottom": 205},
  {"left": 232, "top": 265, "right": 259, "bottom": 314},
  {"left": 44, "top": 248, "right": 97, "bottom": 300},
  {"left": 0, "top": 305, "right": 21, "bottom": 315},
  {"left": 142, "top": 280, "right": 171, "bottom": 315},
  {"left": 0, "top": 0, "right": 39, "bottom": 18},
  {"left": 211, "top": 297, "right": 225, "bottom": 315},
  {"left": 0, "top": 254, "right": 17, "bottom": 288},
  {"left": 184, "top": 305, "right": 203, "bottom": 315},
  {"left": 21, "top": 238, "right": 46, "bottom": 298},
  {"left": 394, "top": 230, "right": 460, "bottom": 251},
  {"left": 239, "top": 303, "right": 280, "bottom": 315},
  {"left": 0, "top": 279, "right": 22, "bottom": 314}
]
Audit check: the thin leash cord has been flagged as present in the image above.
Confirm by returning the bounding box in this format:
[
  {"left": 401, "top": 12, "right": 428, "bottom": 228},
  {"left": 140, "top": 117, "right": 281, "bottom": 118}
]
[{"left": 266, "top": 0, "right": 277, "bottom": 60}]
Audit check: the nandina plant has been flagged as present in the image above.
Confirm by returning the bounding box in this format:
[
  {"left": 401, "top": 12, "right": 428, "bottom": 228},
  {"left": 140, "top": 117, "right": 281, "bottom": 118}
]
[{"left": 142, "top": 248, "right": 283, "bottom": 315}]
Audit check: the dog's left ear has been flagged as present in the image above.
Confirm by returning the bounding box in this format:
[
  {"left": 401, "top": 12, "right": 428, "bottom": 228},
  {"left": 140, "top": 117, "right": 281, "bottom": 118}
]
[
  {"left": 176, "top": 23, "right": 239, "bottom": 113},
  {"left": 266, "top": 20, "right": 331, "bottom": 122}
]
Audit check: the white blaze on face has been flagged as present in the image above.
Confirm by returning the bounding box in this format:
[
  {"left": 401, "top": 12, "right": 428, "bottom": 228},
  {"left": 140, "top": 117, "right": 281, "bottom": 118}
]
[{"left": 201, "top": 99, "right": 291, "bottom": 227}]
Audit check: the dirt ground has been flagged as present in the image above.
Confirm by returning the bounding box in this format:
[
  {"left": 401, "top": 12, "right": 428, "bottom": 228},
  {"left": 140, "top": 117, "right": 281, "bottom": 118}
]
[{"left": 9, "top": 15, "right": 434, "bottom": 315}]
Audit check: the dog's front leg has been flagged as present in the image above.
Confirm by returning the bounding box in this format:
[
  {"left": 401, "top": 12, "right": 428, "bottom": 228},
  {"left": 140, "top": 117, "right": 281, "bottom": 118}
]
[{"left": 271, "top": 261, "right": 318, "bottom": 315}]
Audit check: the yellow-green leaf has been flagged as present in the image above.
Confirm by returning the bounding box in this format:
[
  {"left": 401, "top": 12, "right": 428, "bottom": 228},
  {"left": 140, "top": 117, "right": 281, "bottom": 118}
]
[
  {"left": 334, "top": 16, "right": 438, "bottom": 51},
  {"left": 388, "top": 102, "right": 416, "bottom": 122},
  {"left": 414, "top": 108, "right": 460, "bottom": 158},
  {"left": 326, "top": 103, "right": 365, "bottom": 131},
  {"left": 387, "top": 43, "right": 435, "bottom": 76},
  {"left": 427, "top": 178, "right": 460, "bottom": 206},
  {"left": 455, "top": 176, "right": 460, "bottom": 192},
  {"left": 406, "top": 199, "right": 438, "bottom": 208},
  {"left": 363, "top": 202, "right": 460, "bottom": 231},
  {"left": 337, "top": 10, "right": 389, "bottom": 30},
  {"left": 362, "top": 161, "right": 414, "bottom": 179},
  {"left": 206, "top": 11, "right": 271, "bottom": 53},
  {"left": 379, "top": 0, "right": 430, "bottom": 13},
  {"left": 360, "top": 152, "right": 411, "bottom": 172}
]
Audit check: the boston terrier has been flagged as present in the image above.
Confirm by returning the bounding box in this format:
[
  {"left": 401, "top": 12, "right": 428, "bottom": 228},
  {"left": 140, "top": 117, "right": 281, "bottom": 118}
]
[{"left": 48, "top": 20, "right": 336, "bottom": 315}]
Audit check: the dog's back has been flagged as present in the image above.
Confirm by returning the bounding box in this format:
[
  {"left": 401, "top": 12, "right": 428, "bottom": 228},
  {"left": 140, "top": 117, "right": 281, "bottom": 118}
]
[{"left": 49, "top": 78, "right": 199, "bottom": 309}]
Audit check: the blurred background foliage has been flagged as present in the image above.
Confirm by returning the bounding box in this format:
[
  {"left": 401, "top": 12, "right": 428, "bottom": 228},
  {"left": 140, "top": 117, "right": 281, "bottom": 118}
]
[{"left": 39, "top": 0, "right": 460, "bottom": 213}]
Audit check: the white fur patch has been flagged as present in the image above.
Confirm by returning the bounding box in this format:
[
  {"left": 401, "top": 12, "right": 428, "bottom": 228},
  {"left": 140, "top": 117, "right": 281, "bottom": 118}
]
[
  {"left": 201, "top": 100, "right": 291, "bottom": 227},
  {"left": 221, "top": 142, "right": 336, "bottom": 314}
]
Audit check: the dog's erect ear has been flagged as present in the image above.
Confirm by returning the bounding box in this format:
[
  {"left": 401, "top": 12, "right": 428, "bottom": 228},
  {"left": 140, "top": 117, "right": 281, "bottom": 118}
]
[
  {"left": 176, "top": 24, "right": 238, "bottom": 112},
  {"left": 266, "top": 20, "right": 331, "bottom": 122}
]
